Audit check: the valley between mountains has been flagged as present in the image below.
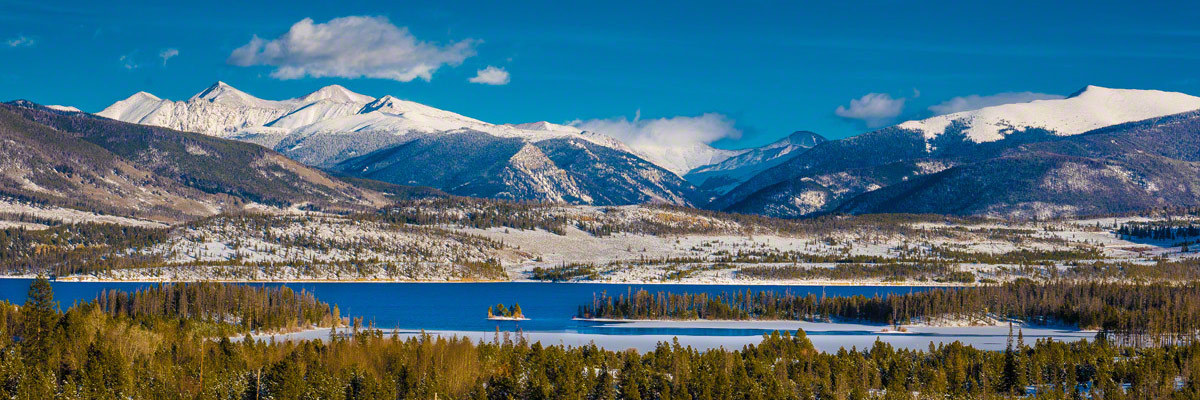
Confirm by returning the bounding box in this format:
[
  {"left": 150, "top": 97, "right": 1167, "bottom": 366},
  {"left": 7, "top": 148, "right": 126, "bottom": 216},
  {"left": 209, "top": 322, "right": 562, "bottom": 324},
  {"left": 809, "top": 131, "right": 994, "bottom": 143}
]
[{"left": 4, "top": 83, "right": 1200, "bottom": 284}]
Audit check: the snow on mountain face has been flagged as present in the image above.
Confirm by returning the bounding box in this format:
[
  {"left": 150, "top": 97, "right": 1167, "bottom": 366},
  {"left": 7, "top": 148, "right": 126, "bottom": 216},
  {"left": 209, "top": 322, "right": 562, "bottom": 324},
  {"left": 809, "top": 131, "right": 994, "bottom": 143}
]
[
  {"left": 351, "top": 95, "right": 492, "bottom": 131},
  {"left": 189, "top": 81, "right": 284, "bottom": 108},
  {"left": 899, "top": 86, "right": 1200, "bottom": 144},
  {"left": 45, "top": 105, "right": 82, "bottom": 112},
  {"left": 98, "top": 92, "right": 165, "bottom": 124},
  {"left": 99, "top": 82, "right": 629, "bottom": 161},
  {"left": 96, "top": 82, "right": 699, "bottom": 206},
  {"left": 503, "top": 121, "right": 643, "bottom": 155},
  {"left": 264, "top": 100, "right": 367, "bottom": 131},
  {"left": 97, "top": 82, "right": 304, "bottom": 136},
  {"left": 505, "top": 121, "right": 582, "bottom": 134},
  {"left": 697, "top": 131, "right": 825, "bottom": 174},
  {"left": 685, "top": 131, "right": 826, "bottom": 194},
  {"left": 298, "top": 84, "right": 376, "bottom": 104}
]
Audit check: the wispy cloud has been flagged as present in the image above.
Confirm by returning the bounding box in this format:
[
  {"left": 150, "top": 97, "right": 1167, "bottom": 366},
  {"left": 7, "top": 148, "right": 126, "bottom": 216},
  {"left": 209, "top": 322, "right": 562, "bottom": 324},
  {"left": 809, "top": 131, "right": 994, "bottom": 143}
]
[
  {"left": 119, "top": 53, "right": 139, "bottom": 69},
  {"left": 228, "top": 16, "right": 476, "bottom": 82},
  {"left": 835, "top": 93, "right": 906, "bottom": 128},
  {"left": 159, "top": 48, "right": 179, "bottom": 66},
  {"left": 928, "top": 92, "right": 1065, "bottom": 115},
  {"left": 573, "top": 111, "right": 740, "bottom": 150},
  {"left": 5, "top": 35, "right": 35, "bottom": 48},
  {"left": 469, "top": 66, "right": 510, "bottom": 85},
  {"left": 571, "top": 111, "right": 741, "bottom": 173}
]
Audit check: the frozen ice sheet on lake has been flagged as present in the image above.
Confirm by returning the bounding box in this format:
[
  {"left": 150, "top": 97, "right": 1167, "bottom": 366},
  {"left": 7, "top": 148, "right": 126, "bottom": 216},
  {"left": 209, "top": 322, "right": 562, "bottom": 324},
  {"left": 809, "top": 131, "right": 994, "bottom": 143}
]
[{"left": 239, "top": 319, "right": 1093, "bottom": 353}]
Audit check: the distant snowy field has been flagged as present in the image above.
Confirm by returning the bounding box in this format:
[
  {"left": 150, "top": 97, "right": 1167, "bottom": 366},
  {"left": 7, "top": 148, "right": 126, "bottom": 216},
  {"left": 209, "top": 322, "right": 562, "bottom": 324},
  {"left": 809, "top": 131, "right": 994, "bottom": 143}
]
[{"left": 11, "top": 197, "right": 1193, "bottom": 284}]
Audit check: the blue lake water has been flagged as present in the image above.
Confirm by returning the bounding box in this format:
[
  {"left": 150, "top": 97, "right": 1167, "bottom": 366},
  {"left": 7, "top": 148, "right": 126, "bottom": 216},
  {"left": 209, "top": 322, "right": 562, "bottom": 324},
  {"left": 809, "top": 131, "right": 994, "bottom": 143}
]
[{"left": 0, "top": 279, "right": 932, "bottom": 335}]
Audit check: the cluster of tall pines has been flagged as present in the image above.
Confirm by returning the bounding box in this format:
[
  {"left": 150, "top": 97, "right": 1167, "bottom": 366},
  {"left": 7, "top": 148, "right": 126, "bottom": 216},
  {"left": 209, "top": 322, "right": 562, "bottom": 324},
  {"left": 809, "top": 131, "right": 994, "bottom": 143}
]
[
  {"left": 96, "top": 282, "right": 340, "bottom": 333},
  {"left": 5, "top": 278, "right": 1200, "bottom": 398},
  {"left": 0, "top": 223, "right": 166, "bottom": 276},
  {"left": 1117, "top": 221, "right": 1200, "bottom": 241}
]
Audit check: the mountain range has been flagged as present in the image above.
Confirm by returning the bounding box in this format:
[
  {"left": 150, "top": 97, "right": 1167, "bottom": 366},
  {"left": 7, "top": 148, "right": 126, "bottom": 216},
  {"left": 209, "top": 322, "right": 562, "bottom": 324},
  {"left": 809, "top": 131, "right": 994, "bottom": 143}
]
[
  {"left": 0, "top": 100, "right": 388, "bottom": 222},
  {"left": 87, "top": 83, "right": 1200, "bottom": 219},
  {"left": 99, "top": 82, "right": 705, "bottom": 206},
  {"left": 714, "top": 86, "right": 1200, "bottom": 218}
]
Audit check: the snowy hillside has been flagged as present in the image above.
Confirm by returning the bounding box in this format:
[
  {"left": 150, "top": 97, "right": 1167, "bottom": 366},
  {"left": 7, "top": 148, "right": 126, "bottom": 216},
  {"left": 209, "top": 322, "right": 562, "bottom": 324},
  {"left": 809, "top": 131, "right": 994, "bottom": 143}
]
[
  {"left": 19, "top": 198, "right": 1185, "bottom": 285},
  {"left": 898, "top": 86, "right": 1200, "bottom": 144},
  {"left": 0, "top": 100, "right": 385, "bottom": 223},
  {"left": 45, "top": 105, "right": 82, "bottom": 112},
  {"left": 685, "top": 131, "right": 826, "bottom": 194}
]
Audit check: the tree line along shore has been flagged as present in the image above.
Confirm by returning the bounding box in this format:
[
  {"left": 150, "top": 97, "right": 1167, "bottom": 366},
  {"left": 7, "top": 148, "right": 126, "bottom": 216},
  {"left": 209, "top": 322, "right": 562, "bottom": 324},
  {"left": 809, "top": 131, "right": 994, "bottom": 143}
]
[
  {"left": 1, "top": 277, "right": 1200, "bottom": 398},
  {"left": 578, "top": 280, "right": 1200, "bottom": 347}
]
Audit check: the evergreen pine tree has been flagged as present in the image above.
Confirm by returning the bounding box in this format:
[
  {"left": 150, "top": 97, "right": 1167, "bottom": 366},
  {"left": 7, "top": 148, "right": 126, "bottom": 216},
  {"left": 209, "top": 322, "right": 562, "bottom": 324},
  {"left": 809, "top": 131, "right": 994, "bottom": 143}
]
[
  {"left": 20, "top": 276, "right": 56, "bottom": 365},
  {"left": 1001, "top": 324, "right": 1019, "bottom": 393}
]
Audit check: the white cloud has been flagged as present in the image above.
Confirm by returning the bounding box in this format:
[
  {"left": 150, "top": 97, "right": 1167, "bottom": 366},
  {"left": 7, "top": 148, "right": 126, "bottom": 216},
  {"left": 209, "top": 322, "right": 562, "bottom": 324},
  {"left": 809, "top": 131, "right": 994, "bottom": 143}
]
[
  {"left": 572, "top": 112, "right": 740, "bottom": 150},
  {"left": 5, "top": 35, "right": 34, "bottom": 48},
  {"left": 469, "top": 66, "right": 510, "bottom": 85},
  {"left": 928, "top": 92, "right": 1065, "bottom": 115},
  {"left": 159, "top": 48, "right": 179, "bottom": 65},
  {"left": 835, "top": 93, "right": 906, "bottom": 128},
  {"left": 228, "top": 16, "right": 476, "bottom": 82},
  {"left": 571, "top": 112, "right": 741, "bottom": 173}
]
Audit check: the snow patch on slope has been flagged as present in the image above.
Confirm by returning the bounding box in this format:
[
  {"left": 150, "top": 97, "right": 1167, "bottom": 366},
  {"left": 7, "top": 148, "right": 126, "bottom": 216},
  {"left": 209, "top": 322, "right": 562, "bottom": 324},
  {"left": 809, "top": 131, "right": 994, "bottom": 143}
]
[
  {"left": 898, "top": 86, "right": 1200, "bottom": 143},
  {"left": 99, "top": 83, "right": 636, "bottom": 165},
  {"left": 45, "top": 105, "right": 82, "bottom": 112},
  {"left": 685, "top": 131, "right": 826, "bottom": 193}
]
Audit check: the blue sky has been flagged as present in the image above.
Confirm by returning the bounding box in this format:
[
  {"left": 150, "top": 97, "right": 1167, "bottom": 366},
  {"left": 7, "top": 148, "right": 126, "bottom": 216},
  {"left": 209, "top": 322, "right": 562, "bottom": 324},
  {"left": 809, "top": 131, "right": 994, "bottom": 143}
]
[{"left": 2, "top": 0, "right": 1199, "bottom": 149}]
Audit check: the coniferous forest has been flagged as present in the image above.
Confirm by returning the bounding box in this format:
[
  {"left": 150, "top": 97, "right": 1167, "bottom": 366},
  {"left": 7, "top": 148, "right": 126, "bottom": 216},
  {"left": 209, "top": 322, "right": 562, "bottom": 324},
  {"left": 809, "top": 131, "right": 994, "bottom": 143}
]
[
  {"left": 578, "top": 281, "right": 1200, "bottom": 347},
  {"left": 2, "top": 277, "right": 1200, "bottom": 399}
]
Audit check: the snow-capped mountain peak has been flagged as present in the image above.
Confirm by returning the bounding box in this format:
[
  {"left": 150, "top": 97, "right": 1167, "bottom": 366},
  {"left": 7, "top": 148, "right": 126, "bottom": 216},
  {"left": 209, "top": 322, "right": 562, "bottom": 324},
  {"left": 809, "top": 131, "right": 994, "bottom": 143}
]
[
  {"left": 358, "top": 95, "right": 403, "bottom": 113},
  {"left": 45, "top": 105, "right": 82, "bottom": 113},
  {"left": 130, "top": 91, "right": 161, "bottom": 102},
  {"left": 188, "top": 81, "right": 277, "bottom": 108},
  {"left": 684, "top": 130, "right": 826, "bottom": 193},
  {"left": 100, "top": 81, "right": 700, "bottom": 204},
  {"left": 97, "top": 91, "right": 168, "bottom": 123},
  {"left": 768, "top": 130, "right": 825, "bottom": 149},
  {"left": 898, "top": 85, "right": 1200, "bottom": 144},
  {"left": 357, "top": 95, "right": 489, "bottom": 126},
  {"left": 299, "top": 84, "right": 375, "bottom": 104},
  {"left": 506, "top": 121, "right": 583, "bottom": 134}
]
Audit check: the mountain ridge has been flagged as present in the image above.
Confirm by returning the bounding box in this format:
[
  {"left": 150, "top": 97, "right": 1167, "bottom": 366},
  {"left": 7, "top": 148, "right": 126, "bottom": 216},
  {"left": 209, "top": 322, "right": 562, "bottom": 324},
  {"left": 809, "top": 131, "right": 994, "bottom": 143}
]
[
  {"left": 685, "top": 130, "right": 826, "bottom": 194},
  {"left": 1, "top": 100, "right": 390, "bottom": 222},
  {"left": 714, "top": 86, "right": 1200, "bottom": 218},
  {"left": 99, "top": 82, "right": 707, "bottom": 206}
]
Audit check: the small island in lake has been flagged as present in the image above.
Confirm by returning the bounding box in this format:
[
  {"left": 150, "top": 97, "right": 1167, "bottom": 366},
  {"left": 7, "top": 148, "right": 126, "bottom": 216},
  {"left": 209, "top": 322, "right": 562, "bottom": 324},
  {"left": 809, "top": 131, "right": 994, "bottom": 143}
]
[{"left": 487, "top": 303, "right": 528, "bottom": 321}]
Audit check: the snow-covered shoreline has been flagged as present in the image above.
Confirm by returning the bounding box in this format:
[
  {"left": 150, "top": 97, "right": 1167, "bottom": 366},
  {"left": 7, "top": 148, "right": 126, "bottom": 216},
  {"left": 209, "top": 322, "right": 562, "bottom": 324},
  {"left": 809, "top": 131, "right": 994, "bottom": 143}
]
[
  {"left": 234, "top": 319, "right": 1094, "bottom": 353},
  {"left": 5, "top": 274, "right": 971, "bottom": 287},
  {"left": 487, "top": 316, "right": 530, "bottom": 321}
]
